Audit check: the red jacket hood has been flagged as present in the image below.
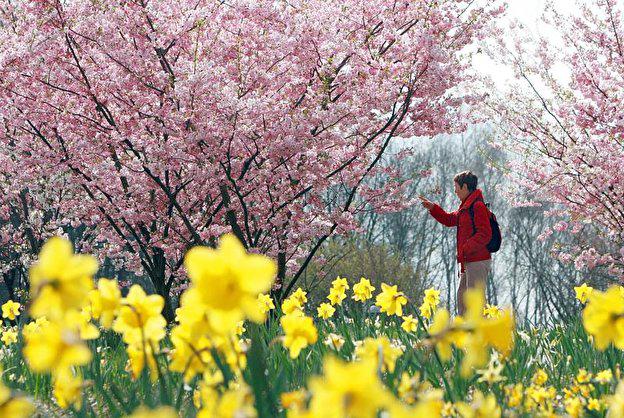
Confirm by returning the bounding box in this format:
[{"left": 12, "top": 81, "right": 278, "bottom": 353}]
[{"left": 459, "top": 189, "right": 484, "bottom": 210}]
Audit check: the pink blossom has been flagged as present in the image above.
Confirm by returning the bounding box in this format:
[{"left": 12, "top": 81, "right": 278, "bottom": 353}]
[
  {"left": 485, "top": 0, "right": 624, "bottom": 278},
  {"left": 0, "top": 0, "right": 502, "bottom": 305},
  {"left": 553, "top": 221, "right": 569, "bottom": 233}
]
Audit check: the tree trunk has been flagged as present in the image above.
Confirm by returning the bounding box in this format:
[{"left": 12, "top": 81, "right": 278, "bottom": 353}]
[{"left": 150, "top": 247, "right": 175, "bottom": 322}]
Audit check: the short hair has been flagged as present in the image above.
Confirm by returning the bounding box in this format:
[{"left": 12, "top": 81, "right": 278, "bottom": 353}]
[{"left": 454, "top": 171, "right": 478, "bottom": 192}]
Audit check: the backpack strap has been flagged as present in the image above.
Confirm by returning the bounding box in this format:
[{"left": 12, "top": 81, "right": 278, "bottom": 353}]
[{"left": 468, "top": 197, "right": 485, "bottom": 237}]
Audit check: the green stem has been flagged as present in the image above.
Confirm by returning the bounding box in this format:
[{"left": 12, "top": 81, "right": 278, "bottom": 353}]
[{"left": 410, "top": 303, "right": 456, "bottom": 403}]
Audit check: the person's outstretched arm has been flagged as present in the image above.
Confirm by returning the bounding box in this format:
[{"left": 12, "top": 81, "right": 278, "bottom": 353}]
[
  {"left": 419, "top": 195, "right": 458, "bottom": 227},
  {"left": 460, "top": 201, "right": 492, "bottom": 257}
]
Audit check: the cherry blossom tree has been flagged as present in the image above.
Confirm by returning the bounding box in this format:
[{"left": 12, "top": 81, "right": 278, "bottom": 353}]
[
  {"left": 484, "top": 0, "right": 624, "bottom": 281},
  {"left": 0, "top": 0, "right": 501, "bottom": 317}
]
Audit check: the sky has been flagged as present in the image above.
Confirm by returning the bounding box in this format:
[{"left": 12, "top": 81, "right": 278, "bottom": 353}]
[
  {"left": 506, "top": 0, "right": 581, "bottom": 32},
  {"left": 508, "top": 0, "right": 560, "bottom": 30},
  {"left": 473, "top": 0, "right": 583, "bottom": 89}
]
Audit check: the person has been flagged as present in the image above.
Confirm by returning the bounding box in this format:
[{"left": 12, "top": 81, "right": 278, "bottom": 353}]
[{"left": 419, "top": 171, "right": 492, "bottom": 315}]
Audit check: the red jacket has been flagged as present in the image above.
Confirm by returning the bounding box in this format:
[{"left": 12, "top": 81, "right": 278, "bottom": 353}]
[{"left": 429, "top": 189, "right": 492, "bottom": 264}]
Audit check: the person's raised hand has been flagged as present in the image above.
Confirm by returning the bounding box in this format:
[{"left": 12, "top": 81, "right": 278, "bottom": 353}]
[{"left": 418, "top": 195, "right": 435, "bottom": 210}]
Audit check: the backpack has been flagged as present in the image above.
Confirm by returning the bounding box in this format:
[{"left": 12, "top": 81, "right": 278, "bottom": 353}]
[{"left": 468, "top": 198, "right": 502, "bottom": 253}]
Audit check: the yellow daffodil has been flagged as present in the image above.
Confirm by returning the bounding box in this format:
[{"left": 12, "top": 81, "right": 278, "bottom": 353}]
[
  {"left": 280, "top": 313, "right": 318, "bottom": 359},
  {"left": 22, "top": 317, "right": 49, "bottom": 339},
  {"left": 354, "top": 336, "right": 403, "bottom": 373},
  {"left": 1, "top": 300, "right": 20, "bottom": 320},
  {"left": 588, "top": 397, "right": 602, "bottom": 411},
  {"left": 194, "top": 382, "right": 218, "bottom": 411},
  {"left": 476, "top": 360, "right": 506, "bottom": 385},
  {"left": 455, "top": 390, "right": 501, "bottom": 418},
  {"left": 460, "top": 286, "right": 514, "bottom": 376},
  {"left": 22, "top": 319, "right": 91, "bottom": 375},
  {"left": 574, "top": 283, "right": 593, "bottom": 304},
  {"left": 1, "top": 328, "right": 18, "bottom": 346},
  {"left": 193, "top": 369, "right": 224, "bottom": 409},
  {"left": 375, "top": 283, "right": 407, "bottom": 316},
  {"left": 282, "top": 297, "right": 303, "bottom": 315},
  {"left": 483, "top": 304, "right": 502, "bottom": 318},
  {"left": 532, "top": 369, "right": 548, "bottom": 386},
  {"left": 169, "top": 289, "right": 218, "bottom": 382},
  {"left": 28, "top": 237, "right": 98, "bottom": 320},
  {"left": 88, "top": 278, "right": 121, "bottom": 328},
  {"left": 280, "top": 389, "right": 307, "bottom": 411},
  {"left": 305, "top": 356, "right": 389, "bottom": 417},
  {"left": 607, "top": 379, "right": 624, "bottom": 418},
  {"left": 401, "top": 315, "right": 418, "bottom": 333},
  {"left": 317, "top": 302, "right": 335, "bottom": 319},
  {"left": 169, "top": 326, "right": 214, "bottom": 382},
  {"left": 425, "top": 286, "right": 514, "bottom": 377},
  {"left": 323, "top": 333, "right": 345, "bottom": 351},
  {"left": 352, "top": 277, "right": 375, "bottom": 302},
  {"left": 126, "top": 406, "right": 178, "bottom": 418},
  {"left": 575, "top": 368, "right": 592, "bottom": 384},
  {"left": 504, "top": 383, "right": 523, "bottom": 408},
  {"left": 565, "top": 396, "right": 583, "bottom": 417},
  {"left": 424, "top": 288, "right": 440, "bottom": 306},
  {"left": 0, "top": 376, "right": 34, "bottom": 417},
  {"left": 397, "top": 372, "right": 418, "bottom": 404},
  {"left": 127, "top": 341, "right": 159, "bottom": 381},
  {"left": 419, "top": 288, "right": 441, "bottom": 320},
  {"left": 419, "top": 301, "right": 435, "bottom": 320},
  {"left": 111, "top": 285, "right": 166, "bottom": 381},
  {"left": 385, "top": 389, "right": 444, "bottom": 418},
  {"left": 63, "top": 308, "right": 100, "bottom": 341},
  {"left": 235, "top": 321, "right": 246, "bottom": 336},
  {"left": 257, "top": 293, "right": 275, "bottom": 315},
  {"left": 427, "top": 308, "right": 456, "bottom": 361},
  {"left": 112, "top": 285, "right": 167, "bottom": 346},
  {"left": 327, "top": 287, "right": 346, "bottom": 306},
  {"left": 291, "top": 288, "right": 308, "bottom": 305},
  {"left": 330, "top": 276, "right": 349, "bottom": 293},
  {"left": 583, "top": 285, "right": 624, "bottom": 350},
  {"left": 396, "top": 372, "right": 437, "bottom": 406},
  {"left": 524, "top": 384, "right": 556, "bottom": 411},
  {"left": 53, "top": 370, "right": 82, "bottom": 409},
  {"left": 596, "top": 369, "right": 614, "bottom": 384},
  {"left": 183, "top": 234, "right": 277, "bottom": 334},
  {"left": 196, "top": 383, "right": 256, "bottom": 418}
]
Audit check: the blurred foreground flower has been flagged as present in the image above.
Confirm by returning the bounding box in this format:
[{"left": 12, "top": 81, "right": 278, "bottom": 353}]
[
  {"left": 456, "top": 390, "right": 501, "bottom": 418},
  {"left": 184, "top": 234, "right": 277, "bottom": 333},
  {"left": 89, "top": 278, "right": 122, "bottom": 328},
  {"left": 583, "top": 285, "right": 624, "bottom": 350},
  {"left": 354, "top": 337, "right": 403, "bottom": 373},
  {"left": 305, "top": 357, "right": 388, "bottom": 417},
  {"left": 126, "top": 405, "right": 178, "bottom": 418},
  {"left": 0, "top": 372, "right": 34, "bottom": 417},
  {"left": 425, "top": 285, "right": 514, "bottom": 376},
  {"left": 28, "top": 237, "right": 97, "bottom": 320},
  {"left": 23, "top": 318, "right": 91, "bottom": 377}
]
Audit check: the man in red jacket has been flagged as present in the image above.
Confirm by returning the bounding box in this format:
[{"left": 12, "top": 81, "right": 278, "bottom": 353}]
[{"left": 419, "top": 171, "right": 492, "bottom": 315}]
